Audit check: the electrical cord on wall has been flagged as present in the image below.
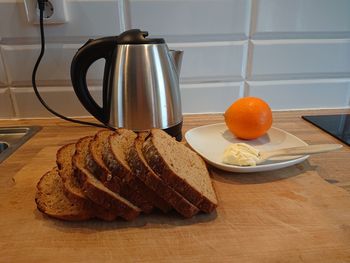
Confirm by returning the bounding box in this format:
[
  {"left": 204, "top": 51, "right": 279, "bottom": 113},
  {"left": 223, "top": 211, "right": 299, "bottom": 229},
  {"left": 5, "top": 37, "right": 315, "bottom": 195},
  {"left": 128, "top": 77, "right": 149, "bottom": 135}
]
[{"left": 32, "top": 0, "right": 111, "bottom": 129}]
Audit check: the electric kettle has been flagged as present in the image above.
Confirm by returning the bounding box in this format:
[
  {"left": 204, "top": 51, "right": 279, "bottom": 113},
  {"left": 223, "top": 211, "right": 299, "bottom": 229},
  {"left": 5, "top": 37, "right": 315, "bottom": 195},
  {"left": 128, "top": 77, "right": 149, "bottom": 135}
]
[{"left": 70, "top": 29, "right": 183, "bottom": 140}]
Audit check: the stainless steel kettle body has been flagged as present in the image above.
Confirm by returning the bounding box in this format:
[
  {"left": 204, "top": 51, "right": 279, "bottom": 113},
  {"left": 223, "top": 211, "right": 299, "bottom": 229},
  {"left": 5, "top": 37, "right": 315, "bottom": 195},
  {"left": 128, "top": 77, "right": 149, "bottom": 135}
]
[{"left": 70, "top": 29, "right": 183, "bottom": 140}]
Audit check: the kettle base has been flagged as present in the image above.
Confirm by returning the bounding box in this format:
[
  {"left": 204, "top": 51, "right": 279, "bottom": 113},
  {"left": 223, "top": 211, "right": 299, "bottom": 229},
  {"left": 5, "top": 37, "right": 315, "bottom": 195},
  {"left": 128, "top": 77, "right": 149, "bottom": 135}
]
[{"left": 163, "top": 121, "right": 183, "bottom": 141}]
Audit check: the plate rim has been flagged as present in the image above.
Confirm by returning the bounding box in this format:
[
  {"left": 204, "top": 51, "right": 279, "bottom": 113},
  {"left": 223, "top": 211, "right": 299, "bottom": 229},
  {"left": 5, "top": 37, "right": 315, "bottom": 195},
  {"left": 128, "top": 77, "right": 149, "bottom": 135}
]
[{"left": 185, "top": 123, "right": 309, "bottom": 173}]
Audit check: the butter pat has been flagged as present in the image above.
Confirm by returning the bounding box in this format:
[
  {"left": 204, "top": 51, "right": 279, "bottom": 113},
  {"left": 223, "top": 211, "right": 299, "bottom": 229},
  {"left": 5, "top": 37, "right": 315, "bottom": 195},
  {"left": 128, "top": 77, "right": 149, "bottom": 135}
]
[{"left": 222, "top": 143, "right": 260, "bottom": 166}]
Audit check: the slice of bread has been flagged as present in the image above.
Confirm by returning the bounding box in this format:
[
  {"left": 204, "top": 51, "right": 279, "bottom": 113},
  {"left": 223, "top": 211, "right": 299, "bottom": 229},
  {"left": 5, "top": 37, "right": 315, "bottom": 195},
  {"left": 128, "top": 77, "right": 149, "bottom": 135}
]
[
  {"left": 127, "top": 133, "right": 200, "bottom": 218},
  {"left": 87, "top": 130, "right": 123, "bottom": 194},
  {"left": 86, "top": 130, "right": 115, "bottom": 183},
  {"left": 35, "top": 168, "right": 94, "bottom": 221},
  {"left": 142, "top": 129, "right": 218, "bottom": 213},
  {"left": 73, "top": 136, "right": 141, "bottom": 221},
  {"left": 103, "top": 129, "right": 172, "bottom": 213},
  {"left": 56, "top": 143, "right": 118, "bottom": 221},
  {"left": 57, "top": 143, "right": 83, "bottom": 200},
  {"left": 88, "top": 129, "right": 153, "bottom": 213}
]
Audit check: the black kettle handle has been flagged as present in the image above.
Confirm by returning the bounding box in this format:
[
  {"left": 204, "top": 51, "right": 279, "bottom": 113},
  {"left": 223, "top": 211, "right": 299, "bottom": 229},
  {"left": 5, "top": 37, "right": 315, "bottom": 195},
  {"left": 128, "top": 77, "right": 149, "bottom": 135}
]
[{"left": 70, "top": 36, "right": 118, "bottom": 124}]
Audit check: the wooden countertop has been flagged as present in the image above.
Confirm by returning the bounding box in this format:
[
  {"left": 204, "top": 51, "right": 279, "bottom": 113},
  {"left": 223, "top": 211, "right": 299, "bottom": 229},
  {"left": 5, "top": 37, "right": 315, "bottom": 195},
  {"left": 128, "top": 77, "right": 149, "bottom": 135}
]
[{"left": 0, "top": 109, "right": 350, "bottom": 262}]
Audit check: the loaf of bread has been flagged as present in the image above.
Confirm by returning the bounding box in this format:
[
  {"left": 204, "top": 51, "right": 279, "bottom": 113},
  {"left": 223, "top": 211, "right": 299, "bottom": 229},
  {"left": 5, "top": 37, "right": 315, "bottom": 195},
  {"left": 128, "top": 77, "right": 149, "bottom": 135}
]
[{"left": 35, "top": 128, "right": 218, "bottom": 221}]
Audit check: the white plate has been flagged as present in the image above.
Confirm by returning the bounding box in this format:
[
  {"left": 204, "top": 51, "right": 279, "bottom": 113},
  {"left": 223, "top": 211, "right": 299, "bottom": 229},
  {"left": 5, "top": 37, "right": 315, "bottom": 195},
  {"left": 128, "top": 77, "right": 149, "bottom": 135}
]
[{"left": 185, "top": 123, "right": 309, "bottom": 173}]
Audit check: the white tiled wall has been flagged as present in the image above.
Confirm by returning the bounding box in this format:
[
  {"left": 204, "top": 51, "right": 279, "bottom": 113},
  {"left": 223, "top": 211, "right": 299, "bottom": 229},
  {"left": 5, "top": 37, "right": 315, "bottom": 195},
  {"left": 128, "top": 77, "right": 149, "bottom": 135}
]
[
  {"left": 248, "top": 79, "right": 350, "bottom": 110},
  {"left": 10, "top": 86, "right": 101, "bottom": 118},
  {"left": 181, "top": 82, "right": 243, "bottom": 113},
  {"left": 248, "top": 39, "right": 350, "bottom": 80},
  {"left": 169, "top": 41, "right": 247, "bottom": 82},
  {"left": 1, "top": 44, "right": 105, "bottom": 86},
  {"left": 127, "top": 0, "right": 251, "bottom": 40},
  {"left": 0, "top": 0, "right": 123, "bottom": 39},
  {"left": 252, "top": 0, "right": 350, "bottom": 38},
  {"left": 0, "top": 88, "right": 14, "bottom": 118},
  {"left": 0, "top": 0, "right": 349, "bottom": 119},
  {"left": 0, "top": 53, "right": 7, "bottom": 86}
]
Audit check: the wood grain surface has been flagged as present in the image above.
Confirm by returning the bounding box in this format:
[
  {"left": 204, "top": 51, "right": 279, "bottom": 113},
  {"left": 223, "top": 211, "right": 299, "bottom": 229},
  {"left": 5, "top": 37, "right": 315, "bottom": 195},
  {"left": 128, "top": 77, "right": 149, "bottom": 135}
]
[{"left": 0, "top": 109, "right": 350, "bottom": 262}]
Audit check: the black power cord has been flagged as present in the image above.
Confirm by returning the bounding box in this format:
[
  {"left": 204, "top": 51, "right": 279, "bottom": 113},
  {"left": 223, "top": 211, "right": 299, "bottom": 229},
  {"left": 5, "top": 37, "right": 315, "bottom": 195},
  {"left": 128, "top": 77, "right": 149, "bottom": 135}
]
[{"left": 32, "top": 0, "right": 111, "bottom": 129}]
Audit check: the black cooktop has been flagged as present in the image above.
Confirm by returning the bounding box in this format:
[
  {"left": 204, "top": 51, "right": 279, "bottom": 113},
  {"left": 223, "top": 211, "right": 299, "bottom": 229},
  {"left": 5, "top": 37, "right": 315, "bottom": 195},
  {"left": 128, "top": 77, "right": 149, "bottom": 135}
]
[
  {"left": 302, "top": 114, "right": 350, "bottom": 146},
  {"left": 0, "top": 142, "right": 8, "bottom": 154}
]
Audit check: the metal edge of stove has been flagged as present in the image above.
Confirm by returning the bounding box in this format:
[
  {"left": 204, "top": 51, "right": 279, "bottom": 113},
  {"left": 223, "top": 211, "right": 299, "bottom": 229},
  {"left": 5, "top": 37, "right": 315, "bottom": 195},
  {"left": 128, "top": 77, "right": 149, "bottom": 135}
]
[{"left": 0, "top": 126, "right": 42, "bottom": 164}]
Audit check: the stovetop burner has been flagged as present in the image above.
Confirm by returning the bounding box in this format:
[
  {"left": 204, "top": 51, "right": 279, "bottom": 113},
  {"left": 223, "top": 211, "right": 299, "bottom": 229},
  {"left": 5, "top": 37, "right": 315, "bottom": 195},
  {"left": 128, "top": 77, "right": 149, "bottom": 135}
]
[{"left": 302, "top": 114, "right": 350, "bottom": 146}]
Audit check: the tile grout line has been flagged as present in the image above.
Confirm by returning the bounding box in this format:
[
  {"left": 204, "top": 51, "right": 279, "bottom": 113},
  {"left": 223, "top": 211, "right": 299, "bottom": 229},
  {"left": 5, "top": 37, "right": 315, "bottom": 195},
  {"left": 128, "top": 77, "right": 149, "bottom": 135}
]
[
  {"left": 118, "top": 0, "right": 131, "bottom": 31},
  {"left": 241, "top": 0, "right": 258, "bottom": 97},
  {"left": 0, "top": 46, "right": 18, "bottom": 118}
]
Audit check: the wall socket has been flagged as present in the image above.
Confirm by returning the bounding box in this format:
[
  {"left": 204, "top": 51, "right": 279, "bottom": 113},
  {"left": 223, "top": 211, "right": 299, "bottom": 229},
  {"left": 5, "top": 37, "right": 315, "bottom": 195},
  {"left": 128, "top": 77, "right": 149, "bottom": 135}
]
[{"left": 24, "top": 0, "right": 69, "bottom": 25}]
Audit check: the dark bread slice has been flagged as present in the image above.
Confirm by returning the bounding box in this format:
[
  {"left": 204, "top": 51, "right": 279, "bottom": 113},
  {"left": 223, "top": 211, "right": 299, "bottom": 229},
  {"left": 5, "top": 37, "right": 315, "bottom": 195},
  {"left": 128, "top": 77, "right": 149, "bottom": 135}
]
[
  {"left": 88, "top": 130, "right": 156, "bottom": 213},
  {"left": 127, "top": 133, "right": 200, "bottom": 218},
  {"left": 56, "top": 143, "right": 82, "bottom": 199},
  {"left": 73, "top": 136, "right": 141, "bottom": 221},
  {"left": 35, "top": 168, "right": 94, "bottom": 221},
  {"left": 87, "top": 130, "right": 122, "bottom": 194},
  {"left": 103, "top": 129, "right": 171, "bottom": 213},
  {"left": 86, "top": 130, "right": 115, "bottom": 183},
  {"left": 56, "top": 143, "right": 118, "bottom": 221},
  {"left": 142, "top": 129, "right": 218, "bottom": 213}
]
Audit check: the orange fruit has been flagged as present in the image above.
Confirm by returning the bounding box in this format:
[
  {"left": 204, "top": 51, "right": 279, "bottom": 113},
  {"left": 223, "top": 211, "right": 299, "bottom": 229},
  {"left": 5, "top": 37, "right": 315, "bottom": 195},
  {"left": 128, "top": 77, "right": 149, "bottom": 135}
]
[{"left": 224, "top": 97, "right": 272, "bottom": 140}]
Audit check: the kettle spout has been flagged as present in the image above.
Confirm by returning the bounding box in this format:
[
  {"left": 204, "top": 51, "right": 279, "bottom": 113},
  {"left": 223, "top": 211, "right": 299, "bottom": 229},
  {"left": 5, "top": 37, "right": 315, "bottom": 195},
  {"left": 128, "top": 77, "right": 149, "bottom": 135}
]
[{"left": 169, "top": 50, "right": 183, "bottom": 76}]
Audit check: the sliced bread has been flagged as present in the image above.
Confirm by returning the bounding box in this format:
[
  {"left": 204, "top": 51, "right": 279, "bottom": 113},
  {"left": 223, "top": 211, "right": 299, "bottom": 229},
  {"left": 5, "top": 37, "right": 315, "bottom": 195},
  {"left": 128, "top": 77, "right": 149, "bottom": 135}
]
[
  {"left": 35, "top": 168, "right": 94, "bottom": 221},
  {"left": 56, "top": 143, "right": 118, "bottom": 221},
  {"left": 142, "top": 129, "right": 218, "bottom": 213},
  {"left": 87, "top": 129, "right": 123, "bottom": 194},
  {"left": 73, "top": 136, "right": 141, "bottom": 221},
  {"left": 103, "top": 129, "right": 172, "bottom": 213},
  {"left": 86, "top": 130, "right": 115, "bottom": 183},
  {"left": 56, "top": 143, "right": 81, "bottom": 200},
  {"left": 88, "top": 129, "right": 153, "bottom": 213},
  {"left": 127, "top": 133, "right": 200, "bottom": 218}
]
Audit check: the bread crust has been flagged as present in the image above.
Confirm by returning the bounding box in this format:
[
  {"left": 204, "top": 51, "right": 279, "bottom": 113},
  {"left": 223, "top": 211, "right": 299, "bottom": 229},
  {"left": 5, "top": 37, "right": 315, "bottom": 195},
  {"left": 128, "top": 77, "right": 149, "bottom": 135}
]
[
  {"left": 87, "top": 130, "right": 115, "bottom": 182},
  {"left": 56, "top": 143, "right": 86, "bottom": 200},
  {"left": 127, "top": 134, "right": 199, "bottom": 218}
]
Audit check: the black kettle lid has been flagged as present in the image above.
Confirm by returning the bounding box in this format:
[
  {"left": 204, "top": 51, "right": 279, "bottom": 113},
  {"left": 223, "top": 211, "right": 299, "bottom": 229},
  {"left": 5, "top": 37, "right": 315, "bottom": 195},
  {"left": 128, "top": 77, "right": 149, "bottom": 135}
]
[{"left": 117, "top": 29, "right": 165, "bottom": 44}]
